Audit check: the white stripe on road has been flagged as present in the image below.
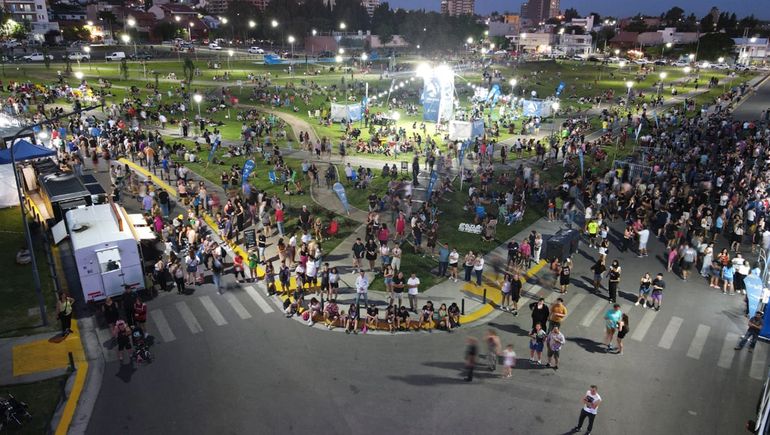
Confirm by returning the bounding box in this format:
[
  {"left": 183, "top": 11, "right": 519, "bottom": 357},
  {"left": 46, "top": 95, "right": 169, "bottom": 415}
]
[
  {"left": 631, "top": 309, "right": 657, "bottom": 342},
  {"left": 750, "top": 344, "right": 769, "bottom": 380},
  {"left": 657, "top": 316, "right": 684, "bottom": 350},
  {"left": 565, "top": 294, "right": 585, "bottom": 320},
  {"left": 525, "top": 284, "right": 544, "bottom": 300},
  {"left": 245, "top": 285, "right": 275, "bottom": 313},
  {"left": 686, "top": 325, "right": 711, "bottom": 360},
  {"left": 149, "top": 309, "right": 176, "bottom": 342},
  {"left": 175, "top": 301, "right": 203, "bottom": 334},
  {"left": 224, "top": 292, "right": 252, "bottom": 320},
  {"left": 580, "top": 300, "right": 606, "bottom": 327},
  {"left": 718, "top": 333, "right": 740, "bottom": 369},
  {"left": 199, "top": 296, "right": 228, "bottom": 326}
]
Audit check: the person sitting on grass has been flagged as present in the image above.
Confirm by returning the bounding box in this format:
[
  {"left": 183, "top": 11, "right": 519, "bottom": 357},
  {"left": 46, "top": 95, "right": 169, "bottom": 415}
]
[
  {"left": 345, "top": 303, "right": 360, "bottom": 334},
  {"left": 323, "top": 299, "right": 341, "bottom": 330},
  {"left": 397, "top": 305, "right": 411, "bottom": 331},
  {"left": 365, "top": 303, "right": 380, "bottom": 332}
]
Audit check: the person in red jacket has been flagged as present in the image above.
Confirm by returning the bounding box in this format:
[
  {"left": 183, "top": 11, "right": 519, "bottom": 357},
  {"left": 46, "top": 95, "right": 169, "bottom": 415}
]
[{"left": 133, "top": 298, "right": 148, "bottom": 337}]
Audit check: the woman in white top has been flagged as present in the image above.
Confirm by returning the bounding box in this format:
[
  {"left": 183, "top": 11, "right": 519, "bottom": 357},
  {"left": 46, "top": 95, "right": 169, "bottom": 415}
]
[
  {"left": 473, "top": 257, "right": 485, "bottom": 286},
  {"left": 448, "top": 249, "right": 460, "bottom": 282}
]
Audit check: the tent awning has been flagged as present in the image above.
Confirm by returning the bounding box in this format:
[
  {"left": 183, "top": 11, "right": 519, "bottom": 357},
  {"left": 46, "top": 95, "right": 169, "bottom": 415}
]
[{"left": 0, "top": 140, "right": 55, "bottom": 164}]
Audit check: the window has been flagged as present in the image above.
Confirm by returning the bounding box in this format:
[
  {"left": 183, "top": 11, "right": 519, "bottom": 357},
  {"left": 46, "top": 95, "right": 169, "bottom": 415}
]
[
  {"left": 36, "top": 4, "right": 42, "bottom": 9},
  {"left": 96, "top": 248, "right": 122, "bottom": 274}
]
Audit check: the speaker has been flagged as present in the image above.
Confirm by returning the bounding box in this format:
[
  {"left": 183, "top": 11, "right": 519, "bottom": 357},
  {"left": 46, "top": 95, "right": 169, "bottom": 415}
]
[{"left": 544, "top": 229, "right": 580, "bottom": 262}]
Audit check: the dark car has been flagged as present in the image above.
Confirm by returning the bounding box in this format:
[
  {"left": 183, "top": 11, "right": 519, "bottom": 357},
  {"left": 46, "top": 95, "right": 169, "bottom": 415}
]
[
  {"left": 654, "top": 60, "right": 667, "bottom": 66},
  {"left": 129, "top": 52, "right": 153, "bottom": 60},
  {"left": 587, "top": 56, "right": 600, "bottom": 62}
]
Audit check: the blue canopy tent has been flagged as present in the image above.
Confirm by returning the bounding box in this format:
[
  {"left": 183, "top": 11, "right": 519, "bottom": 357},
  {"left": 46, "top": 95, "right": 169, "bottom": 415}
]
[{"left": 0, "top": 140, "right": 56, "bottom": 207}]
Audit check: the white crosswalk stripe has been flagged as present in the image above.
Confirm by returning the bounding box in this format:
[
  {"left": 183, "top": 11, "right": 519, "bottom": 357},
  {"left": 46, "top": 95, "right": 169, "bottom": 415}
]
[
  {"left": 686, "top": 325, "right": 711, "bottom": 360},
  {"left": 631, "top": 309, "right": 657, "bottom": 341},
  {"left": 150, "top": 309, "right": 176, "bottom": 342},
  {"left": 199, "top": 296, "right": 228, "bottom": 326},
  {"left": 224, "top": 292, "right": 252, "bottom": 320},
  {"left": 175, "top": 301, "right": 203, "bottom": 334},
  {"left": 657, "top": 316, "right": 683, "bottom": 349},
  {"left": 544, "top": 289, "right": 560, "bottom": 304},
  {"left": 718, "top": 333, "right": 740, "bottom": 369},
  {"left": 580, "top": 300, "right": 606, "bottom": 327},
  {"left": 565, "top": 294, "right": 585, "bottom": 320},
  {"left": 245, "top": 285, "right": 275, "bottom": 313},
  {"left": 750, "top": 344, "right": 768, "bottom": 380}
]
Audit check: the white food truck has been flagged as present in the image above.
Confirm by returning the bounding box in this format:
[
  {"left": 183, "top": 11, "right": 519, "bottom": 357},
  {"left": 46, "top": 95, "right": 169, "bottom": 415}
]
[{"left": 52, "top": 203, "right": 156, "bottom": 302}]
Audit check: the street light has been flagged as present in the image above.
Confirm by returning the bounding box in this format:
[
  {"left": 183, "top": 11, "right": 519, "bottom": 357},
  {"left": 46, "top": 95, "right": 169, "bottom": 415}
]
[
  {"left": 188, "top": 22, "right": 195, "bottom": 42},
  {"left": 361, "top": 53, "right": 368, "bottom": 61},
  {"left": 312, "top": 29, "right": 317, "bottom": 36},
  {"left": 338, "top": 48, "right": 345, "bottom": 55},
  {"left": 614, "top": 49, "right": 620, "bottom": 56},
  {"left": 339, "top": 22, "right": 346, "bottom": 30},
  {"left": 718, "top": 56, "right": 725, "bottom": 64},
  {"left": 227, "top": 49, "right": 233, "bottom": 70},
  {"left": 127, "top": 18, "right": 136, "bottom": 27},
  {"left": 658, "top": 71, "right": 667, "bottom": 96},
  {"left": 551, "top": 102, "right": 560, "bottom": 137},
  {"left": 662, "top": 41, "right": 672, "bottom": 59},
  {"left": 466, "top": 37, "right": 474, "bottom": 44},
  {"left": 683, "top": 66, "right": 691, "bottom": 74},
  {"left": 335, "top": 55, "right": 342, "bottom": 63},
  {"left": 83, "top": 46, "right": 92, "bottom": 70},
  {"left": 271, "top": 19, "right": 278, "bottom": 28},
  {"left": 249, "top": 20, "right": 256, "bottom": 29},
  {"left": 74, "top": 71, "right": 84, "bottom": 80},
  {"left": 625, "top": 80, "right": 634, "bottom": 107},
  {"left": 193, "top": 93, "right": 202, "bottom": 118},
  {"left": 509, "top": 78, "right": 517, "bottom": 93}
]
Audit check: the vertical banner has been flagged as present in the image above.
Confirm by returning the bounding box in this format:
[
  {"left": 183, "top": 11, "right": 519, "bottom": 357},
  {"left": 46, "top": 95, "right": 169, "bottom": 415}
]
[
  {"left": 578, "top": 148, "right": 584, "bottom": 175},
  {"left": 332, "top": 182, "right": 350, "bottom": 214},
  {"left": 555, "top": 81, "right": 566, "bottom": 96},
  {"left": 421, "top": 75, "right": 441, "bottom": 122},
  {"left": 241, "top": 159, "right": 256, "bottom": 185},
  {"left": 208, "top": 139, "right": 220, "bottom": 162},
  {"left": 438, "top": 72, "right": 455, "bottom": 123},
  {"left": 458, "top": 139, "right": 471, "bottom": 167},
  {"left": 425, "top": 171, "right": 439, "bottom": 201}
]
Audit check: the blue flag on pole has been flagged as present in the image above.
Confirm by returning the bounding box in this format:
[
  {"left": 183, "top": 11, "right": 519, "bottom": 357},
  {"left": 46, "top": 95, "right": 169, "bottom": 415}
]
[
  {"left": 241, "top": 159, "right": 256, "bottom": 185},
  {"left": 458, "top": 140, "right": 471, "bottom": 167},
  {"left": 425, "top": 171, "right": 439, "bottom": 201},
  {"left": 208, "top": 139, "right": 220, "bottom": 162},
  {"left": 555, "top": 81, "right": 566, "bottom": 96},
  {"left": 578, "top": 148, "right": 584, "bottom": 175},
  {"left": 332, "top": 182, "right": 350, "bottom": 214}
]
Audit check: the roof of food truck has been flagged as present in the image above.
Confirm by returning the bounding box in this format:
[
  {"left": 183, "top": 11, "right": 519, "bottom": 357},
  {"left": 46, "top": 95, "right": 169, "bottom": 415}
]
[{"left": 66, "top": 204, "right": 135, "bottom": 251}]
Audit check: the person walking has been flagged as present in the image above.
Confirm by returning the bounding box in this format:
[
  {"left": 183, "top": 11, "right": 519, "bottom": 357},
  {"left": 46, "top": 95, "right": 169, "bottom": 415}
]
[
  {"left": 572, "top": 385, "right": 602, "bottom": 434},
  {"left": 603, "top": 304, "right": 622, "bottom": 352},
  {"left": 56, "top": 292, "right": 75, "bottom": 337},
  {"left": 502, "top": 344, "right": 516, "bottom": 378},
  {"left": 607, "top": 260, "right": 621, "bottom": 304},
  {"left": 680, "top": 244, "right": 697, "bottom": 281},
  {"left": 735, "top": 312, "right": 764, "bottom": 352},
  {"left": 464, "top": 337, "right": 478, "bottom": 382},
  {"left": 546, "top": 326, "right": 565, "bottom": 370},
  {"left": 590, "top": 258, "right": 606, "bottom": 293}
]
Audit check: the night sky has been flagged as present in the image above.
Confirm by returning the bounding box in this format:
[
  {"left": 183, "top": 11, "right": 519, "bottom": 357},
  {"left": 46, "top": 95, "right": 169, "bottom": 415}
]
[{"left": 386, "top": 0, "right": 769, "bottom": 19}]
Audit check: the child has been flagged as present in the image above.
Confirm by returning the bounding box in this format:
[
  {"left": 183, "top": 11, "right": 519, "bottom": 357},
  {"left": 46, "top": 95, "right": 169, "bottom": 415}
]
[
  {"left": 345, "top": 304, "right": 359, "bottom": 334},
  {"left": 386, "top": 305, "right": 396, "bottom": 334},
  {"left": 232, "top": 253, "right": 245, "bottom": 283},
  {"left": 502, "top": 344, "right": 516, "bottom": 378}
]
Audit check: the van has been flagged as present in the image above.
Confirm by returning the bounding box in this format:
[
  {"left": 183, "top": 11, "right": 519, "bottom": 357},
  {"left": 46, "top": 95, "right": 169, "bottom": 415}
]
[{"left": 105, "top": 51, "right": 126, "bottom": 61}]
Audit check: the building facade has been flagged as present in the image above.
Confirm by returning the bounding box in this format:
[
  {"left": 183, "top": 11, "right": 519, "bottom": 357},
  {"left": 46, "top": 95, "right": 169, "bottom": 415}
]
[
  {"left": 0, "top": 0, "right": 59, "bottom": 41},
  {"left": 734, "top": 37, "right": 769, "bottom": 65},
  {"left": 520, "top": 0, "right": 559, "bottom": 25},
  {"left": 440, "top": 0, "right": 474, "bottom": 16},
  {"left": 207, "top": 0, "right": 270, "bottom": 14}
]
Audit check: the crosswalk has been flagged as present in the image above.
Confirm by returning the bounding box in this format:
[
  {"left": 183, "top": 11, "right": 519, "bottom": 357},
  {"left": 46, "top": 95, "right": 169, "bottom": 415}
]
[{"left": 518, "top": 282, "right": 767, "bottom": 380}]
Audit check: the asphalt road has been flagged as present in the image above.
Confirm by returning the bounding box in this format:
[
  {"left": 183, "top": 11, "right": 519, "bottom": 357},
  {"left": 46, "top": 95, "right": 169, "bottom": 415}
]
[{"left": 732, "top": 73, "right": 770, "bottom": 121}]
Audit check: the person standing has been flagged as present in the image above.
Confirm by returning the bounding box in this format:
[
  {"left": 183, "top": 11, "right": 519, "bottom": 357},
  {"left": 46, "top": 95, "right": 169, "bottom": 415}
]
[
  {"left": 463, "top": 251, "right": 476, "bottom": 282},
  {"left": 635, "top": 273, "right": 652, "bottom": 308},
  {"left": 616, "top": 313, "right": 630, "bottom": 355},
  {"left": 354, "top": 270, "right": 369, "bottom": 309},
  {"left": 464, "top": 337, "right": 478, "bottom": 382},
  {"left": 735, "top": 312, "right": 764, "bottom": 352},
  {"left": 603, "top": 304, "right": 622, "bottom": 352},
  {"left": 530, "top": 298, "right": 550, "bottom": 331},
  {"left": 57, "top": 292, "right": 75, "bottom": 337},
  {"left": 559, "top": 259, "right": 572, "bottom": 294},
  {"left": 549, "top": 298, "right": 568, "bottom": 331},
  {"left": 607, "top": 260, "right": 621, "bottom": 304},
  {"left": 651, "top": 273, "right": 665, "bottom": 311},
  {"left": 502, "top": 344, "right": 516, "bottom": 378},
  {"left": 510, "top": 272, "right": 522, "bottom": 316},
  {"left": 391, "top": 243, "right": 402, "bottom": 272},
  {"left": 637, "top": 226, "right": 650, "bottom": 257},
  {"left": 351, "top": 238, "right": 365, "bottom": 274},
  {"left": 473, "top": 256, "right": 485, "bottom": 286},
  {"left": 590, "top": 258, "right": 606, "bottom": 293},
  {"left": 573, "top": 385, "right": 602, "bottom": 434},
  {"left": 528, "top": 323, "right": 547, "bottom": 365},
  {"left": 546, "top": 326, "right": 565, "bottom": 370},
  {"left": 437, "top": 243, "right": 450, "bottom": 277},
  {"left": 448, "top": 247, "right": 460, "bottom": 282},
  {"left": 407, "top": 272, "right": 420, "bottom": 313},
  {"left": 132, "top": 297, "right": 148, "bottom": 336}
]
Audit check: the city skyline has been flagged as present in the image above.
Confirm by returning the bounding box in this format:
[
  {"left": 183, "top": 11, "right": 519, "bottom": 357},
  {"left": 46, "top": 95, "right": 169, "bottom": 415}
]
[{"left": 386, "top": 0, "right": 770, "bottom": 19}]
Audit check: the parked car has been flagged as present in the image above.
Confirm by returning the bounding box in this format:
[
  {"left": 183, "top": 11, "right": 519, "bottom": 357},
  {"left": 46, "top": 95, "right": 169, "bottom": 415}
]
[
  {"left": 22, "top": 52, "right": 54, "bottom": 62},
  {"left": 105, "top": 51, "right": 126, "bottom": 61},
  {"left": 654, "top": 59, "right": 667, "bottom": 65},
  {"left": 2, "top": 40, "right": 20, "bottom": 49},
  {"left": 247, "top": 46, "right": 265, "bottom": 54},
  {"left": 208, "top": 43, "right": 222, "bottom": 50},
  {"left": 129, "top": 51, "right": 153, "bottom": 60},
  {"left": 672, "top": 61, "right": 689, "bottom": 67},
  {"left": 64, "top": 52, "right": 90, "bottom": 61},
  {"left": 712, "top": 63, "right": 729, "bottom": 70},
  {"left": 633, "top": 58, "right": 651, "bottom": 65}
]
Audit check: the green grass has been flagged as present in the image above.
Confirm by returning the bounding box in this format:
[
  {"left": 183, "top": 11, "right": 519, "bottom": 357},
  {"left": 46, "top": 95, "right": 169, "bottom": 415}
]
[
  {"left": 0, "top": 207, "right": 58, "bottom": 337},
  {"left": 1, "top": 376, "right": 67, "bottom": 435}
]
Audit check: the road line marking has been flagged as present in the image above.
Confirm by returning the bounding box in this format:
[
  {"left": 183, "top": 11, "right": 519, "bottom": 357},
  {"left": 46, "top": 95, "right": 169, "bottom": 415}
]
[
  {"left": 657, "top": 316, "right": 683, "bottom": 349},
  {"left": 631, "top": 310, "right": 657, "bottom": 341},
  {"left": 544, "top": 289, "right": 560, "bottom": 304},
  {"left": 686, "top": 325, "right": 711, "bottom": 360},
  {"left": 175, "top": 301, "right": 203, "bottom": 334},
  {"left": 718, "top": 333, "right": 740, "bottom": 369},
  {"left": 150, "top": 309, "right": 176, "bottom": 342},
  {"left": 565, "top": 294, "right": 585, "bottom": 320},
  {"left": 224, "top": 292, "right": 252, "bottom": 319},
  {"left": 750, "top": 344, "right": 768, "bottom": 380},
  {"left": 580, "top": 300, "right": 606, "bottom": 328},
  {"left": 245, "top": 285, "right": 275, "bottom": 313},
  {"left": 199, "top": 295, "right": 228, "bottom": 326}
]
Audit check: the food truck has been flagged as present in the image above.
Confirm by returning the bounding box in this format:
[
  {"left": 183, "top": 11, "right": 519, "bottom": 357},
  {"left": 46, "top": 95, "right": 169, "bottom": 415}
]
[{"left": 52, "top": 203, "right": 156, "bottom": 302}]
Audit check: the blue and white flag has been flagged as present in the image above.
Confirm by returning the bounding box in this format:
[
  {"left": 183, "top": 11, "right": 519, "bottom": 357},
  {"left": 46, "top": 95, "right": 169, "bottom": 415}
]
[
  {"left": 425, "top": 171, "right": 439, "bottom": 201},
  {"left": 208, "top": 139, "right": 220, "bottom": 162},
  {"left": 555, "top": 81, "right": 566, "bottom": 97},
  {"left": 241, "top": 159, "right": 256, "bottom": 185},
  {"left": 332, "top": 182, "right": 350, "bottom": 214},
  {"left": 458, "top": 139, "right": 471, "bottom": 167}
]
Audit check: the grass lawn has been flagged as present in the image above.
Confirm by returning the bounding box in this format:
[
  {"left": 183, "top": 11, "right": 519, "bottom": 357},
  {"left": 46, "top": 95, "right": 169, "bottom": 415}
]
[
  {"left": 1, "top": 375, "right": 67, "bottom": 435},
  {"left": 168, "top": 140, "right": 356, "bottom": 254},
  {"left": 0, "top": 207, "right": 58, "bottom": 337}
]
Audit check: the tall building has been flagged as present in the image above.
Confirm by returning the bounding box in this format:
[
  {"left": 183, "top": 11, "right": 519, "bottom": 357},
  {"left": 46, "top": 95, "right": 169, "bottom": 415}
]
[
  {"left": 520, "top": 0, "right": 559, "bottom": 24},
  {"left": 0, "top": 0, "right": 59, "bottom": 41},
  {"left": 323, "top": 0, "right": 381, "bottom": 17},
  {"left": 440, "top": 0, "right": 474, "bottom": 16},
  {"left": 207, "top": 0, "right": 270, "bottom": 15}
]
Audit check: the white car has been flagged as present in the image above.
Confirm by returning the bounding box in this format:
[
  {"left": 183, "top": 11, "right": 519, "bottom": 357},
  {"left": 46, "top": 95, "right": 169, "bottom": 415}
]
[
  {"left": 248, "top": 46, "right": 265, "bottom": 54},
  {"left": 64, "top": 52, "right": 91, "bottom": 61},
  {"left": 633, "top": 58, "right": 651, "bottom": 65},
  {"left": 607, "top": 56, "right": 621, "bottom": 63},
  {"left": 2, "top": 40, "right": 20, "bottom": 49},
  {"left": 208, "top": 43, "right": 222, "bottom": 50},
  {"left": 672, "top": 61, "right": 689, "bottom": 67},
  {"left": 23, "top": 52, "right": 53, "bottom": 62},
  {"left": 712, "top": 63, "right": 729, "bottom": 70}
]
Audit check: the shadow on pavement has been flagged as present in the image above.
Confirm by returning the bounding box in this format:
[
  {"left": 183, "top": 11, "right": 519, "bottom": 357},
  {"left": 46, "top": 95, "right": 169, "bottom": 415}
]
[
  {"left": 115, "top": 362, "right": 137, "bottom": 383},
  {"left": 569, "top": 336, "right": 606, "bottom": 353},
  {"left": 488, "top": 322, "right": 530, "bottom": 336}
]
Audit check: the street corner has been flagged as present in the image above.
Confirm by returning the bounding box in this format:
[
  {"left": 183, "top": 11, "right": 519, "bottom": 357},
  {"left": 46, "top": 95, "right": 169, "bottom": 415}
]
[{"left": 13, "top": 324, "right": 85, "bottom": 378}]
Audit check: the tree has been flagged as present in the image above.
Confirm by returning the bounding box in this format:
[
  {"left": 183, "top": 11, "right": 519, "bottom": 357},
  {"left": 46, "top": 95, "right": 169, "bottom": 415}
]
[
  {"left": 695, "top": 33, "right": 735, "bottom": 60},
  {"left": 664, "top": 6, "right": 685, "bottom": 25},
  {"left": 183, "top": 57, "right": 195, "bottom": 86},
  {"left": 564, "top": 8, "right": 580, "bottom": 22},
  {"left": 153, "top": 21, "right": 179, "bottom": 41},
  {"left": 120, "top": 58, "right": 129, "bottom": 79},
  {"left": 42, "top": 47, "right": 50, "bottom": 70},
  {"left": 62, "top": 25, "right": 90, "bottom": 42}
]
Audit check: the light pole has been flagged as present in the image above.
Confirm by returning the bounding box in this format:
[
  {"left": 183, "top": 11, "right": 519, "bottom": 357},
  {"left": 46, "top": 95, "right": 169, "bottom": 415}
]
[
  {"left": 74, "top": 71, "right": 83, "bottom": 81},
  {"left": 188, "top": 21, "right": 195, "bottom": 42},
  {"left": 193, "top": 93, "right": 202, "bottom": 133},
  {"left": 83, "top": 46, "right": 92, "bottom": 70},
  {"left": 227, "top": 49, "right": 233, "bottom": 71},
  {"left": 661, "top": 42, "right": 671, "bottom": 61},
  {"left": 551, "top": 102, "right": 560, "bottom": 138},
  {"left": 658, "top": 71, "right": 667, "bottom": 97},
  {"left": 509, "top": 78, "right": 517, "bottom": 94},
  {"left": 288, "top": 35, "right": 295, "bottom": 59},
  {"left": 625, "top": 80, "right": 634, "bottom": 108}
]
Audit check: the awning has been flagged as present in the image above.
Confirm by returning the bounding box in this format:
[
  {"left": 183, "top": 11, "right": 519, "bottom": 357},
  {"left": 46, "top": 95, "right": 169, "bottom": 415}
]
[{"left": 0, "top": 140, "right": 55, "bottom": 164}]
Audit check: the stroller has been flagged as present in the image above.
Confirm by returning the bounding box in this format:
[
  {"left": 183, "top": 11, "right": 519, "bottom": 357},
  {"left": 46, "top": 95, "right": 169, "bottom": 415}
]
[{"left": 131, "top": 327, "right": 153, "bottom": 364}]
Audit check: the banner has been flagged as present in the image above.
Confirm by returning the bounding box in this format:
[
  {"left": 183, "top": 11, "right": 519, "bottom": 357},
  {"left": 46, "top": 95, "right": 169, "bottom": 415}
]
[
  {"left": 425, "top": 171, "right": 439, "bottom": 201},
  {"left": 555, "top": 81, "right": 566, "bottom": 97},
  {"left": 486, "top": 84, "right": 501, "bottom": 105},
  {"left": 330, "top": 103, "right": 363, "bottom": 122},
  {"left": 208, "top": 139, "right": 220, "bottom": 162},
  {"left": 521, "top": 100, "right": 544, "bottom": 117},
  {"left": 458, "top": 139, "right": 471, "bottom": 167},
  {"left": 578, "top": 147, "right": 584, "bottom": 175},
  {"left": 420, "top": 67, "right": 454, "bottom": 123},
  {"left": 421, "top": 75, "right": 441, "bottom": 122},
  {"left": 241, "top": 159, "right": 256, "bottom": 185},
  {"left": 332, "top": 182, "right": 350, "bottom": 214}
]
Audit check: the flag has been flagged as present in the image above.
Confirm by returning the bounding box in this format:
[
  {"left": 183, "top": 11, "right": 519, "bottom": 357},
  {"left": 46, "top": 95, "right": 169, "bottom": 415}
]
[
  {"left": 425, "top": 171, "right": 439, "bottom": 201},
  {"left": 458, "top": 139, "right": 471, "bottom": 167},
  {"left": 332, "top": 182, "right": 350, "bottom": 214},
  {"left": 555, "top": 81, "right": 566, "bottom": 97},
  {"left": 578, "top": 147, "right": 584, "bottom": 175},
  {"left": 208, "top": 139, "right": 220, "bottom": 162},
  {"left": 241, "top": 159, "right": 256, "bottom": 185}
]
